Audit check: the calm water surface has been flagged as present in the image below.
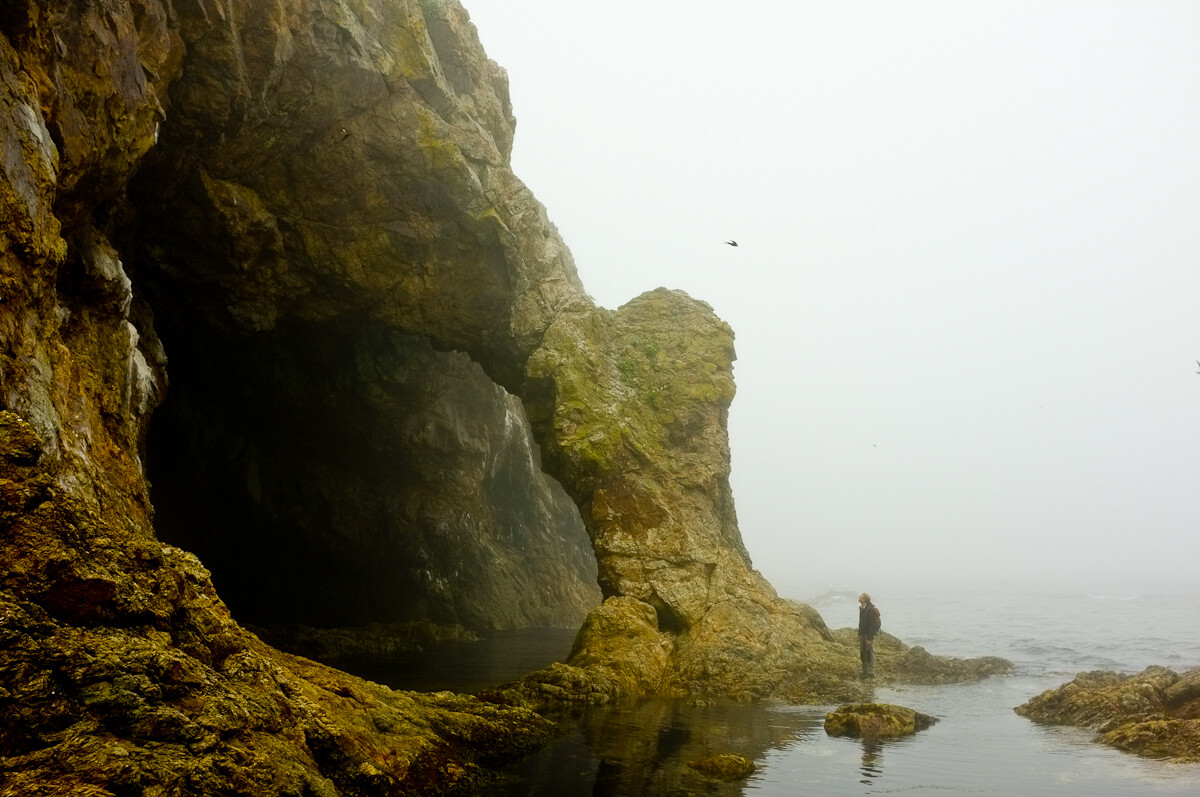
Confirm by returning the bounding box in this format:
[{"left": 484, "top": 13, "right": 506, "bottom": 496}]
[{"left": 355, "top": 589, "right": 1200, "bottom": 796}]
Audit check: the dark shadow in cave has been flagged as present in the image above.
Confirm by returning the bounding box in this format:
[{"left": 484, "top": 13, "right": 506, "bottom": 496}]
[{"left": 144, "top": 311, "right": 600, "bottom": 633}]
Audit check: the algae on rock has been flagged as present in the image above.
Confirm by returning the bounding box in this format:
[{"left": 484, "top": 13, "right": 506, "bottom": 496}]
[
  {"left": 824, "top": 703, "right": 939, "bottom": 738},
  {"left": 1015, "top": 667, "right": 1200, "bottom": 761}
]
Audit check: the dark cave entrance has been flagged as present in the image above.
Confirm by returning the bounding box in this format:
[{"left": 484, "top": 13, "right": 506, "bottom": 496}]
[
  {"left": 144, "top": 317, "right": 426, "bottom": 628},
  {"left": 143, "top": 310, "right": 600, "bottom": 634}
]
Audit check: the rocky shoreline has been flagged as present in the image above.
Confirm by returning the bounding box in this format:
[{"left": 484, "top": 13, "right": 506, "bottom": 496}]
[
  {"left": 1, "top": 0, "right": 1169, "bottom": 794},
  {"left": 1015, "top": 666, "right": 1200, "bottom": 761}
]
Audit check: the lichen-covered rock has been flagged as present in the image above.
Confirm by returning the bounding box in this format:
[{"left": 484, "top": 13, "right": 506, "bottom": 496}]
[
  {"left": 1015, "top": 666, "right": 1200, "bottom": 761},
  {"left": 824, "top": 703, "right": 938, "bottom": 738},
  {"left": 518, "top": 292, "right": 1009, "bottom": 703},
  {"left": 103, "top": 0, "right": 603, "bottom": 638},
  {"left": 565, "top": 596, "right": 674, "bottom": 697},
  {"left": 524, "top": 290, "right": 743, "bottom": 628}
]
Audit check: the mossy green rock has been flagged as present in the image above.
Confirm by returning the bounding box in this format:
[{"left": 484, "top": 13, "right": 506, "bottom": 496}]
[
  {"left": 824, "top": 703, "right": 939, "bottom": 738},
  {"left": 519, "top": 293, "right": 1010, "bottom": 704}
]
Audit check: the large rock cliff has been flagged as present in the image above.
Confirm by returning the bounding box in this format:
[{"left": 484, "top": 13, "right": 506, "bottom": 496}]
[{"left": 1, "top": 1, "right": 1007, "bottom": 793}]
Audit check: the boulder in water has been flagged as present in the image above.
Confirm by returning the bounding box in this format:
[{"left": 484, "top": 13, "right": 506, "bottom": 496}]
[
  {"left": 687, "top": 753, "right": 756, "bottom": 780},
  {"left": 1015, "top": 666, "right": 1200, "bottom": 761},
  {"left": 824, "top": 703, "right": 938, "bottom": 738}
]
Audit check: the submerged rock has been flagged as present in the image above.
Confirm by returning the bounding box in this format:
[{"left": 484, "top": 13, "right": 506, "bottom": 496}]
[
  {"left": 1015, "top": 666, "right": 1200, "bottom": 761},
  {"left": 824, "top": 703, "right": 939, "bottom": 738},
  {"left": 687, "top": 753, "right": 757, "bottom": 780}
]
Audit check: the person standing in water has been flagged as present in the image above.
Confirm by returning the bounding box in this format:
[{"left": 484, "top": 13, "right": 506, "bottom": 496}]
[{"left": 858, "top": 592, "right": 881, "bottom": 678}]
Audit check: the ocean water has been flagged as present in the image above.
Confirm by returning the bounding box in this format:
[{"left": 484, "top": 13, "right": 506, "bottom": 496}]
[{"left": 361, "top": 588, "right": 1200, "bottom": 796}]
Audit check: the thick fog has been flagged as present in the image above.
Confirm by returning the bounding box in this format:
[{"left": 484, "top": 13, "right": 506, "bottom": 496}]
[{"left": 467, "top": 1, "right": 1200, "bottom": 598}]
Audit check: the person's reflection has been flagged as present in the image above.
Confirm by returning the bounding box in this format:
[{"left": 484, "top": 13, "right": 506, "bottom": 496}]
[{"left": 859, "top": 738, "right": 884, "bottom": 784}]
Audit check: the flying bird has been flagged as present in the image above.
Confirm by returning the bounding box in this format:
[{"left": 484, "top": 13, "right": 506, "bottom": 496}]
[{"left": 724, "top": 240, "right": 738, "bottom": 247}]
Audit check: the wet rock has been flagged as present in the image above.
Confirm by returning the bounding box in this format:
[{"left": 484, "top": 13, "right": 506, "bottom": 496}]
[
  {"left": 1015, "top": 666, "right": 1200, "bottom": 761},
  {"left": 824, "top": 703, "right": 939, "bottom": 738},
  {"left": 0, "top": 411, "right": 41, "bottom": 465},
  {"left": 688, "top": 753, "right": 756, "bottom": 780},
  {"left": 1164, "top": 668, "right": 1200, "bottom": 709},
  {"left": 0, "top": 436, "right": 558, "bottom": 793}
]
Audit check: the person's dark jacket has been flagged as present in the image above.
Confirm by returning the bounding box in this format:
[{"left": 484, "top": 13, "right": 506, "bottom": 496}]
[{"left": 858, "top": 601, "right": 881, "bottom": 640}]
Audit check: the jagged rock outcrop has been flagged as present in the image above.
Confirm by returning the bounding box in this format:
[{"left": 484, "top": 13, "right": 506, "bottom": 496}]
[
  {"left": 1015, "top": 667, "right": 1200, "bottom": 761},
  {"left": 516, "top": 293, "right": 857, "bottom": 700}
]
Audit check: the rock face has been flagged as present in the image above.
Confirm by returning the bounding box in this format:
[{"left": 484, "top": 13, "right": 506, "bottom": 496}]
[
  {"left": 1015, "top": 667, "right": 1200, "bottom": 761},
  {"left": 520, "top": 294, "right": 901, "bottom": 702},
  {"left": 824, "top": 703, "right": 939, "bottom": 738},
  {"left": 1, "top": 0, "right": 590, "bottom": 792},
  {"left": 125, "top": 0, "right": 600, "bottom": 635},
  {"left": 0, "top": 413, "right": 554, "bottom": 795}
]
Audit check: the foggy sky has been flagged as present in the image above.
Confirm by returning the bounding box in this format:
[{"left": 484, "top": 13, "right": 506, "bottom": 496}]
[{"left": 465, "top": 1, "right": 1200, "bottom": 598}]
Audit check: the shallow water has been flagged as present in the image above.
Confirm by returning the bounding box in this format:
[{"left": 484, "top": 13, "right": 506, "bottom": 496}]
[
  {"left": 354, "top": 589, "right": 1200, "bottom": 796},
  {"left": 470, "top": 675, "right": 1199, "bottom": 796}
]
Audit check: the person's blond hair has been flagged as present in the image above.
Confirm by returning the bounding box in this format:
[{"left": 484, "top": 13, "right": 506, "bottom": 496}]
[{"left": 859, "top": 592, "right": 871, "bottom": 603}]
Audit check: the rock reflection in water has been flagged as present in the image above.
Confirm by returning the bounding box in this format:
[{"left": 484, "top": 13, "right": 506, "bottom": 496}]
[
  {"left": 483, "top": 699, "right": 825, "bottom": 796},
  {"left": 859, "top": 738, "right": 884, "bottom": 784}
]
